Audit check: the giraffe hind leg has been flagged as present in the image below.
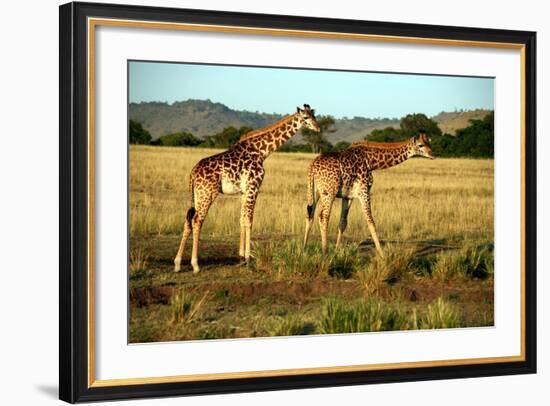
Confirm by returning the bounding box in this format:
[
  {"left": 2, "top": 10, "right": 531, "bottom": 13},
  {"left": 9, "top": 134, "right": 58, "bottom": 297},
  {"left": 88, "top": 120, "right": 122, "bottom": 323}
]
[
  {"left": 303, "top": 195, "right": 318, "bottom": 248},
  {"left": 174, "top": 207, "right": 195, "bottom": 272},
  {"left": 336, "top": 198, "right": 352, "bottom": 249},
  {"left": 188, "top": 187, "right": 219, "bottom": 274},
  {"left": 318, "top": 195, "right": 335, "bottom": 255}
]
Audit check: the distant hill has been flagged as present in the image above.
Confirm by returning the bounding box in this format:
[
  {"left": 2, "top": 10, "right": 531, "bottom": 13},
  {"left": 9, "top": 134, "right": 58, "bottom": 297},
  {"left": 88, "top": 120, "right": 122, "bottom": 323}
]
[
  {"left": 129, "top": 100, "right": 491, "bottom": 143},
  {"left": 432, "top": 109, "right": 492, "bottom": 135},
  {"left": 128, "top": 100, "right": 282, "bottom": 139}
]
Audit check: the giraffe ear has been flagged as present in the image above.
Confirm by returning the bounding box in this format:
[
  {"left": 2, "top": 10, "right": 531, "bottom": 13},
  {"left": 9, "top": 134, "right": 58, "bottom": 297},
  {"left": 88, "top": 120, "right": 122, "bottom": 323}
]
[{"left": 297, "top": 106, "right": 302, "bottom": 113}]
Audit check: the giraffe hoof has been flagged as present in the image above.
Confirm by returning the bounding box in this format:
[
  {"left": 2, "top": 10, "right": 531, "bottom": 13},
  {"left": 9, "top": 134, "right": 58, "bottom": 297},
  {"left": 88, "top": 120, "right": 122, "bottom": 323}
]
[
  {"left": 174, "top": 260, "right": 181, "bottom": 273},
  {"left": 192, "top": 266, "right": 201, "bottom": 274}
]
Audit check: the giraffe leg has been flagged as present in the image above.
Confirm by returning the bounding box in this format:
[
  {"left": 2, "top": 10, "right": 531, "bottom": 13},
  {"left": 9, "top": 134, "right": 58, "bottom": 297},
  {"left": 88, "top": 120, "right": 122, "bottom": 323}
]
[
  {"left": 174, "top": 207, "right": 194, "bottom": 272},
  {"left": 303, "top": 193, "right": 319, "bottom": 248},
  {"left": 336, "top": 198, "right": 352, "bottom": 249},
  {"left": 241, "top": 185, "right": 261, "bottom": 262},
  {"left": 318, "top": 194, "right": 335, "bottom": 255},
  {"left": 239, "top": 221, "right": 246, "bottom": 259},
  {"left": 189, "top": 190, "right": 218, "bottom": 273},
  {"left": 358, "top": 189, "right": 383, "bottom": 257}
]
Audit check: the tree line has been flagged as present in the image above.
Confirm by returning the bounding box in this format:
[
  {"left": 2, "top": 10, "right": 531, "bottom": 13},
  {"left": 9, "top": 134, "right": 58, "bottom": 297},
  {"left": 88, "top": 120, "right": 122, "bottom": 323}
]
[
  {"left": 367, "top": 112, "right": 494, "bottom": 158},
  {"left": 129, "top": 111, "right": 494, "bottom": 158}
]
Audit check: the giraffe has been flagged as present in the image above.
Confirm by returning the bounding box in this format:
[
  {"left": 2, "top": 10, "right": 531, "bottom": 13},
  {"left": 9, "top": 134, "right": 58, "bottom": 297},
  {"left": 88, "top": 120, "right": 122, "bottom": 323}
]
[
  {"left": 174, "top": 104, "right": 320, "bottom": 273},
  {"left": 303, "top": 131, "right": 434, "bottom": 256}
]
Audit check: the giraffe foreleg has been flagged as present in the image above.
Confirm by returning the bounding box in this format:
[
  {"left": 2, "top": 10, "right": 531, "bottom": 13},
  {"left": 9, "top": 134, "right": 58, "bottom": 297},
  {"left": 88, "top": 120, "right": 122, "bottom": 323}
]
[
  {"left": 239, "top": 192, "right": 252, "bottom": 260},
  {"left": 336, "top": 198, "right": 352, "bottom": 249},
  {"left": 358, "top": 188, "right": 383, "bottom": 257},
  {"left": 240, "top": 172, "right": 263, "bottom": 262},
  {"left": 239, "top": 223, "right": 246, "bottom": 259},
  {"left": 241, "top": 193, "right": 259, "bottom": 262}
]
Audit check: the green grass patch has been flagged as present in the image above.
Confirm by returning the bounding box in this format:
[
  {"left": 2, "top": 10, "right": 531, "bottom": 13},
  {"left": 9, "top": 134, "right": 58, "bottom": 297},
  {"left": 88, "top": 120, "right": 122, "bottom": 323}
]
[
  {"left": 319, "top": 297, "right": 409, "bottom": 334},
  {"left": 170, "top": 288, "right": 209, "bottom": 324},
  {"left": 254, "top": 240, "right": 329, "bottom": 279},
  {"left": 417, "top": 298, "right": 462, "bottom": 329},
  {"left": 328, "top": 243, "right": 364, "bottom": 279},
  {"left": 432, "top": 244, "right": 494, "bottom": 281},
  {"left": 358, "top": 245, "right": 415, "bottom": 294}
]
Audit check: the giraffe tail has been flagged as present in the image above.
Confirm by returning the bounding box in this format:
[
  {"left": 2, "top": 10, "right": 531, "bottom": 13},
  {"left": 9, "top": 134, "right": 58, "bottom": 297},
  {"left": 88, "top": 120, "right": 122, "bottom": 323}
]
[
  {"left": 306, "top": 165, "right": 316, "bottom": 220},
  {"left": 186, "top": 178, "right": 196, "bottom": 227},
  {"left": 303, "top": 165, "right": 317, "bottom": 248}
]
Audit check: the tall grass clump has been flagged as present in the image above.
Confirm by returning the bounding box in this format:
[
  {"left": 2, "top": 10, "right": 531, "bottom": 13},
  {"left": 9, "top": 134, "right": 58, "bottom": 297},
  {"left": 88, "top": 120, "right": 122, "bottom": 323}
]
[
  {"left": 328, "top": 243, "right": 364, "bottom": 279},
  {"left": 252, "top": 241, "right": 275, "bottom": 271},
  {"left": 170, "top": 289, "right": 209, "bottom": 324},
  {"left": 432, "top": 244, "right": 494, "bottom": 281},
  {"left": 254, "top": 240, "right": 328, "bottom": 279},
  {"left": 358, "top": 245, "right": 415, "bottom": 294},
  {"left": 264, "top": 315, "right": 310, "bottom": 337},
  {"left": 320, "top": 297, "right": 409, "bottom": 334},
  {"left": 418, "top": 298, "right": 462, "bottom": 329},
  {"left": 129, "top": 247, "right": 149, "bottom": 279}
]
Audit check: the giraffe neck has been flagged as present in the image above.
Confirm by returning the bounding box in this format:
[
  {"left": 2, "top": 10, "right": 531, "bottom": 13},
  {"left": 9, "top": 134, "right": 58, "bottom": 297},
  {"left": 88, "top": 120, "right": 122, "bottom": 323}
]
[
  {"left": 354, "top": 139, "right": 413, "bottom": 170},
  {"left": 239, "top": 113, "right": 301, "bottom": 158}
]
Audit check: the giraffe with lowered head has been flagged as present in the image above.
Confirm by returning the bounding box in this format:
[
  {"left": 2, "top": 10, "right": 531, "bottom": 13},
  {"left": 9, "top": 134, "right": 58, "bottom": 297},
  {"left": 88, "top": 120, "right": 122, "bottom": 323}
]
[
  {"left": 303, "top": 131, "right": 434, "bottom": 256},
  {"left": 175, "top": 104, "right": 320, "bottom": 273}
]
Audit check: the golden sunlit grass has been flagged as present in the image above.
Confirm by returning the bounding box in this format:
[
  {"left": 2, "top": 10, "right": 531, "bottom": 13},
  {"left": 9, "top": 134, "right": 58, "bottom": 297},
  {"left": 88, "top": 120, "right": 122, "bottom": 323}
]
[{"left": 130, "top": 145, "right": 493, "bottom": 244}]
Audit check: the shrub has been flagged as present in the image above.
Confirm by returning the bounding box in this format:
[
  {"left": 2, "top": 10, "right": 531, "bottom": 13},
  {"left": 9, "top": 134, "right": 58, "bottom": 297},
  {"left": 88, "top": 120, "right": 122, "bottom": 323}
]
[
  {"left": 129, "top": 120, "right": 152, "bottom": 144},
  {"left": 155, "top": 131, "right": 202, "bottom": 147}
]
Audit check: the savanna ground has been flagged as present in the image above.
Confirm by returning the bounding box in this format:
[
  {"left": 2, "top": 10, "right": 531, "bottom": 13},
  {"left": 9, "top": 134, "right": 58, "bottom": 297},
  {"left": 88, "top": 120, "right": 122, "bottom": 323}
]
[{"left": 129, "top": 145, "right": 494, "bottom": 343}]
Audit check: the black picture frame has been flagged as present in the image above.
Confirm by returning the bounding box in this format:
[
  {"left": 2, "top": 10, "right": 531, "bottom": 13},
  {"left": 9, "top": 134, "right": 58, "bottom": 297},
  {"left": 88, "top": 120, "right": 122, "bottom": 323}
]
[{"left": 59, "top": 1, "right": 537, "bottom": 403}]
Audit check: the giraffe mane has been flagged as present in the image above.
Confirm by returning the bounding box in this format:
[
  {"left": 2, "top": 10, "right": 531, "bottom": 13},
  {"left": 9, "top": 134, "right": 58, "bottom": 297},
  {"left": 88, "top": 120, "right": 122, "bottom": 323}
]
[
  {"left": 350, "top": 138, "right": 412, "bottom": 149},
  {"left": 238, "top": 114, "right": 297, "bottom": 141}
]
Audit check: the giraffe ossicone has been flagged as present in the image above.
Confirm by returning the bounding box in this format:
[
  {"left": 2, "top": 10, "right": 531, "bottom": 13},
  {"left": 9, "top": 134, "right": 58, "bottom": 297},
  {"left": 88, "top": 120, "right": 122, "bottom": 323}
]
[
  {"left": 303, "top": 131, "right": 434, "bottom": 256},
  {"left": 174, "top": 104, "right": 320, "bottom": 273}
]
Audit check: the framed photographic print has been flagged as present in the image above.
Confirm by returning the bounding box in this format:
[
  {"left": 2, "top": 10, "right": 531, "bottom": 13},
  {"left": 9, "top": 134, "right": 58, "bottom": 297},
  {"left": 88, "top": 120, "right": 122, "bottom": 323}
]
[{"left": 59, "top": 1, "right": 537, "bottom": 403}]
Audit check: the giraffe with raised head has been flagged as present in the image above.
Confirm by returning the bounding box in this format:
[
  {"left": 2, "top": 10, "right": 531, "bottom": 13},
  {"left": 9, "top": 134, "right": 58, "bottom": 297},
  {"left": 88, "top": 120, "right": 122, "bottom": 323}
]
[
  {"left": 303, "top": 131, "right": 434, "bottom": 256},
  {"left": 175, "top": 104, "right": 320, "bottom": 273}
]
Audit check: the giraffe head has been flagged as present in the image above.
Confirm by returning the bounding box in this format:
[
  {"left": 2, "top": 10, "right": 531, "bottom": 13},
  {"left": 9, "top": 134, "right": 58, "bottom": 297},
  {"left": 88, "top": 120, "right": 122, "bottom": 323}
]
[
  {"left": 296, "top": 104, "right": 321, "bottom": 132},
  {"left": 410, "top": 130, "right": 435, "bottom": 159}
]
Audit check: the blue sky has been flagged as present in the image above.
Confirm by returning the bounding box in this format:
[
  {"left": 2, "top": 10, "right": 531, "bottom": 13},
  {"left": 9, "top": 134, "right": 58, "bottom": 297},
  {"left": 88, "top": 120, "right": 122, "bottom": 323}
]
[{"left": 129, "top": 61, "right": 494, "bottom": 119}]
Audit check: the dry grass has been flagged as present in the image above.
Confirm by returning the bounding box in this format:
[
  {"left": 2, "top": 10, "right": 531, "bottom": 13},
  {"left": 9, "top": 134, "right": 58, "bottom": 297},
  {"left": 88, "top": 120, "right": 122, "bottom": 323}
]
[{"left": 130, "top": 146, "right": 493, "bottom": 244}]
